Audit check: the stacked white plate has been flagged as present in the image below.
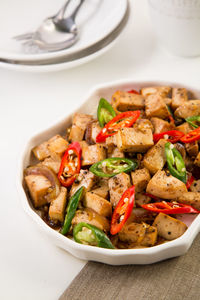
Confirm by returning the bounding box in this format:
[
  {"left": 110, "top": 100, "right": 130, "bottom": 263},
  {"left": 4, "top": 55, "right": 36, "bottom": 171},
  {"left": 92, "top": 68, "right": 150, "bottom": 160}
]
[{"left": 0, "top": 0, "right": 129, "bottom": 72}]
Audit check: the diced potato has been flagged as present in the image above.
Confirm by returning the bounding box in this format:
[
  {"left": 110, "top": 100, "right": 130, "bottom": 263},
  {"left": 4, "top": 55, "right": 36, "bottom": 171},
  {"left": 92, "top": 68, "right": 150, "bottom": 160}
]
[
  {"left": 108, "top": 173, "right": 131, "bottom": 208},
  {"left": 146, "top": 170, "right": 187, "bottom": 199},
  {"left": 141, "top": 86, "right": 171, "bottom": 97},
  {"left": 140, "top": 225, "right": 158, "bottom": 247},
  {"left": 83, "top": 192, "right": 112, "bottom": 217},
  {"left": 69, "top": 113, "right": 93, "bottom": 142},
  {"left": 174, "top": 100, "right": 200, "bottom": 119},
  {"left": 116, "top": 127, "right": 154, "bottom": 152},
  {"left": 72, "top": 113, "right": 93, "bottom": 129},
  {"left": 90, "top": 178, "right": 109, "bottom": 199},
  {"left": 176, "top": 192, "right": 200, "bottom": 211},
  {"left": 190, "top": 180, "right": 200, "bottom": 193},
  {"left": 153, "top": 213, "right": 187, "bottom": 240},
  {"left": 135, "top": 118, "right": 154, "bottom": 132},
  {"left": 70, "top": 169, "right": 97, "bottom": 197},
  {"left": 176, "top": 122, "right": 192, "bottom": 134},
  {"left": 106, "top": 135, "right": 117, "bottom": 147},
  {"left": 145, "top": 94, "right": 169, "bottom": 119},
  {"left": 85, "top": 120, "right": 101, "bottom": 145},
  {"left": 49, "top": 187, "right": 67, "bottom": 222},
  {"left": 72, "top": 208, "right": 110, "bottom": 232},
  {"left": 118, "top": 222, "right": 157, "bottom": 247},
  {"left": 131, "top": 168, "right": 151, "bottom": 193},
  {"left": 42, "top": 153, "right": 61, "bottom": 174},
  {"left": 185, "top": 141, "right": 199, "bottom": 157},
  {"left": 82, "top": 144, "right": 106, "bottom": 166},
  {"left": 107, "top": 147, "right": 124, "bottom": 158},
  {"left": 143, "top": 139, "right": 167, "bottom": 174},
  {"left": 25, "top": 174, "right": 51, "bottom": 207},
  {"left": 151, "top": 117, "right": 174, "bottom": 134},
  {"left": 194, "top": 152, "right": 200, "bottom": 166},
  {"left": 111, "top": 90, "right": 145, "bottom": 114},
  {"left": 33, "top": 135, "right": 68, "bottom": 161},
  {"left": 135, "top": 193, "right": 151, "bottom": 207},
  {"left": 69, "top": 125, "right": 85, "bottom": 142},
  {"left": 172, "top": 88, "right": 188, "bottom": 110}
]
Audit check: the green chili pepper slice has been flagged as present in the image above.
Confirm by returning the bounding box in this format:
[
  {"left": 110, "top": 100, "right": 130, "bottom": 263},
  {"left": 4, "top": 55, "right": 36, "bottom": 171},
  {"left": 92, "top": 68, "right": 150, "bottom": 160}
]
[
  {"left": 185, "top": 116, "right": 200, "bottom": 128},
  {"left": 73, "top": 222, "right": 115, "bottom": 249},
  {"left": 61, "top": 187, "right": 85, "bottom": 235},
  {"left": 165, "top": 142, "right": 186, "bottom": 184},
  {"left": 90, "top": 157, "right": 138, "bottom": 177},
  {"left": 97, "top": 98, "right": 116, "bottom": 127}
]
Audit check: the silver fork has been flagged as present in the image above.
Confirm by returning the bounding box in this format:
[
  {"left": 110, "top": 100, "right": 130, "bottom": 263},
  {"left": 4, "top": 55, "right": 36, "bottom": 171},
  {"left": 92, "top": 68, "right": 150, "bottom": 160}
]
[{"left": 14, "top": 0, "right": 85, "bottom": 52}]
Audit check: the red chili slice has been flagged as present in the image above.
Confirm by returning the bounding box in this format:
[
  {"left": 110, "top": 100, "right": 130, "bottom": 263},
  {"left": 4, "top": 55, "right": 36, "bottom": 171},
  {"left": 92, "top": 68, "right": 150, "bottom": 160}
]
[
  {"left": 186, "top": 175, "right": 195, "bottom": 190},
  {"left": 128, "top": 89, "right": 140, "bottom": 94},
  {"left": 153, "top": 130, "right": 184, "bottom": 144},
  {"left": 96, "top": 111, "right": 141, "bottom": 143},
  {"left": 142, "top": 201, "right": 200, "bottom": 214},
  {"left": 58, "top": 142, "right": 82, "bottom": 187},
  {"left": 180, "top": 127, "right": 200, "bottom": 143},
  {"left": 110, "top": 186, "right": 135, "bottom": 235}
]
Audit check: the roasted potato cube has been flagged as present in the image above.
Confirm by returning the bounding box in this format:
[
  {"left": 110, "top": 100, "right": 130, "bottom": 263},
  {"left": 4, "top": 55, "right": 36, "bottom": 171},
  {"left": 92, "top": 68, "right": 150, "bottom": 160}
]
[
  {"left": 25, "top": 174, "right": 52, "bottom": 207},
  {"left": 174, "top": 100, "right": 200, "bottom": 119},
  {"left": 118, "top": 222, "right": 157, "bottom": 247},
  {"left": 69, "top": 113, "right": 93, "bottom": 141},
  {"left": 151, "top": 117, "right": 175, "bottom": 134},
  {"left": 72, "top": 208, "right": 110, "bottom": 232},
  {"left": 185, "top": 141, "right": 199, "bottom": 157},
  {"left": 176, "top": 122, "right": 192, "bottom": 134},
  {"left": 108, "top": 173, "right": 131, "bottom": 208},
  {"left": 143, "top": 139, "right": 167, "bottom": 174},
  {"left": 146, "top": 170, "right": 187, "bottom": 199},
  {"left": 172, "top": 88, "right": 188, "bottom": 110},
  {"left": 85, "top": 120, "right": 101, "bottom": 145},
  {"left": 145, "top": 94, "right": 169, "bottom": 119},
  {"left": 69, "top": 125, "right": 85, "bottom": 142},
  {"left": 49, "top": 187, "right": 67, "bottom": 222},
  {"left": 42, "top": 153, "right": 61, "bottom": 174},
  {"left": 107, "top": 147, "right": 124, "bottom": 158},
  {"left": 111, "top": 90, "right": 144, "bottom": 114},
  {"left": 33, "top": 135, "right": 68, "bottom": 161},
  {"left": 190, "top": 180, "right": 200, "bottom": 193},
  {"left": 176, "top": 192, "right": 200, "bottom": 211},
  {"left": 141, "top": 86, "right": 171, "bottom": 97},
  {"left": 116, "top": 127, "right": 154, "bottom": 152},
  {"left": 135, "top": 118, "right": 154, "bottom": 132},
  {"left": 153, "top": 213, "right": 187, "bottom": 240},
  {"left": 194, "top": 152, "right": 200, "bottom": 166},
  {"left": 135, "top": 193, "right": 151, "bottom": 207},
  {"left": 131, "top": 168, "right": 151, "bottom": 193},
  {"left": 83, "top": 192, "right": 112, "bottom": 217},
  {"left": 70, "top": 169, "right": 97, "bottom": 197},
  {"left": 90, "top": 178, "right": 109, "bottom": 199},
  {"left": 140, "top": 225, "right": 158, "bottom": 247},
  {"left": 82, "top": 144, "right": 106, "bottom": 166}
]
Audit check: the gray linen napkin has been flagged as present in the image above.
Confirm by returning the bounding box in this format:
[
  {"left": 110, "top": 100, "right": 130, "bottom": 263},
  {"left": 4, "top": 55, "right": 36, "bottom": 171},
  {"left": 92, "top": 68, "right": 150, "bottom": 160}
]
[{"left": 59, "top": 233, "right": 200, "bottom": 300}]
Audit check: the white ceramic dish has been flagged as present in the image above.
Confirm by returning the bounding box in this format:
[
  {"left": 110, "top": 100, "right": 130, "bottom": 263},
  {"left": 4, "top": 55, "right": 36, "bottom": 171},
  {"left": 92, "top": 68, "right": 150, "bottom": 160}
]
[{"left": 17, "top": 79, "right": 200, "bottom": 265}]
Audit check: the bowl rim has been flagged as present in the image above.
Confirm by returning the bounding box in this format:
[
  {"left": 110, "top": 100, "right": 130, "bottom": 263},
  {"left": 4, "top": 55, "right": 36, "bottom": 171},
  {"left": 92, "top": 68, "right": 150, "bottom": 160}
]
[{"left": 16, "top": 78, "right": 200, "bottom": 258}]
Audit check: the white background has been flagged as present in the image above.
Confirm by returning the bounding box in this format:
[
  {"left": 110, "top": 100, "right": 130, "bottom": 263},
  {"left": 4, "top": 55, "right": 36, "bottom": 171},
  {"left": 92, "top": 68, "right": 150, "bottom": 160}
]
[{"left": 1, "top": 1, "right": 200, "bottom": 299}]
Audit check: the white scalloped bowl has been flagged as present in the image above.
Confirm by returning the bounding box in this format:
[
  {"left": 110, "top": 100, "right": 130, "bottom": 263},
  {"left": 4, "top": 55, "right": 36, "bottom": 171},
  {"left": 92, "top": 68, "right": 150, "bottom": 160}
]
[{"left": 17, "top": 79, "right": 200, "bottom": 265}]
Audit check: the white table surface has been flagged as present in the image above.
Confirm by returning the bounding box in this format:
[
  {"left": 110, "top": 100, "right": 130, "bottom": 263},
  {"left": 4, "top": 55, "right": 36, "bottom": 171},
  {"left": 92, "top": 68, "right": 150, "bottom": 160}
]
[{"left": 1, "top": 1, "right": 200, "bottom": 299}]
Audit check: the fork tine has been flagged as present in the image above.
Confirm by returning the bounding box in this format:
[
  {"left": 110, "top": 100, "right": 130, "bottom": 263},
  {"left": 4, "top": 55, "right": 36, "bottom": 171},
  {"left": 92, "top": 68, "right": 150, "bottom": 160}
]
[{"left": 13, "top": 32, "right": 33, "bottom": 41}]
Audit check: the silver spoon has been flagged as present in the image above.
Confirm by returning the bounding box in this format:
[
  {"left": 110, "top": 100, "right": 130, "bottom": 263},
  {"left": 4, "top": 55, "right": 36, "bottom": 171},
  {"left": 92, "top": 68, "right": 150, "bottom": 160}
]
[{"left": 14, "top": 0, "right": 85, "bottom": 52}]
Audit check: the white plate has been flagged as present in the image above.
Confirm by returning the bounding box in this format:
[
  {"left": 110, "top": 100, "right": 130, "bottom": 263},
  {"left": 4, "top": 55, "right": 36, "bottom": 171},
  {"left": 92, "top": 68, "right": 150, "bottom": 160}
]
[
  {"left": 0, "top": 39, "right": 116, "bottom": 72},
  {"left": 0, "top": 0, "right": 127, "bottom": 62},
  {"left": 16, "top": 79, "right": 200, "bottom": 265}
]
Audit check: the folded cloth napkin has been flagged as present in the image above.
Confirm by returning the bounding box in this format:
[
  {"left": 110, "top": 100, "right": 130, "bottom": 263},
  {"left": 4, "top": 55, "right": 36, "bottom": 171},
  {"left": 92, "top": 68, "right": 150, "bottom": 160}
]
[{"left": 60, "top": 233, "right": 200, "bottom": 300}]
